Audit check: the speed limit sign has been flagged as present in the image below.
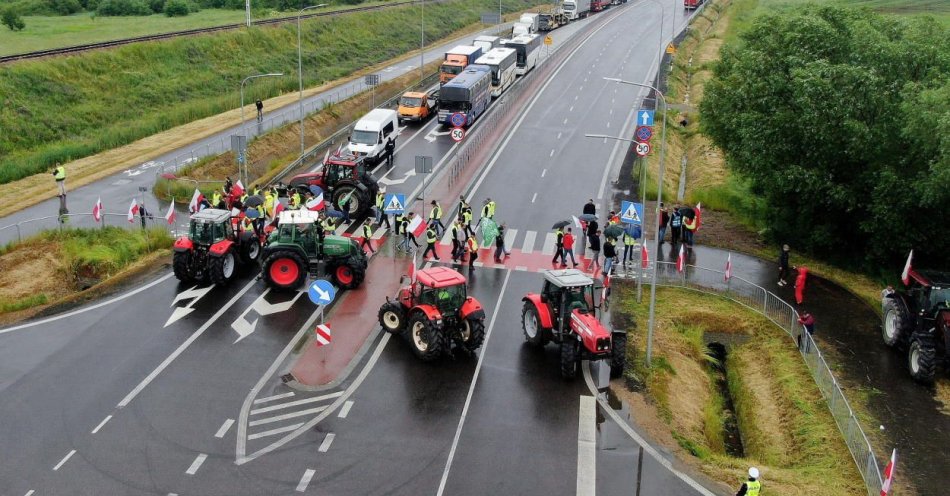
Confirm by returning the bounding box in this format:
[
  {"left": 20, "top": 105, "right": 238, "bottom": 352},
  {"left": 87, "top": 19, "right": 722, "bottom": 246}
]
[
  {"left": 450, "top": 127, "right": 465, "bottom": 143},
  {"left": 635, "top": 141, "right": 651, "bottom": 157}
]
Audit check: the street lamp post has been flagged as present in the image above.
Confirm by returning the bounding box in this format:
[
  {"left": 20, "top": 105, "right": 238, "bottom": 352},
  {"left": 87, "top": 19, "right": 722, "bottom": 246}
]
[
  {"left": 421, "top": 0, "right": 425, "bottom": 81},
  {"left": 298, "top": 4, "right": 328, "bottom": 158},
  {"left": 240, "top": 72, "right": 284, "bottom": 185}
]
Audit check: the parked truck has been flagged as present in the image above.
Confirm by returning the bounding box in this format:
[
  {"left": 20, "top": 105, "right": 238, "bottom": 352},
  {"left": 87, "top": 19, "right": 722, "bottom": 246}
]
[
  {"left": 472, "top": 35, "right": 501, "bottom": 53},
  {"left": 562, "top": 0, "right": 590, "bottom": 20},
  {"left": 519, "top": 13, "right": 540, "bottom": 33},
  {"left": 440, "top": 45, "right": 483, "bottom": 85}
]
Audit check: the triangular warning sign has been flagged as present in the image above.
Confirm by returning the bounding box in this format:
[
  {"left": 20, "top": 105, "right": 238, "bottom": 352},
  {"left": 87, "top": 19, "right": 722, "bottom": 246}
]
[
  {"left": 385, "top": 196, "right": 403, "bottom": 212},
  {"left": 622, "top": 203, "right": 640, "bottom": 222}
]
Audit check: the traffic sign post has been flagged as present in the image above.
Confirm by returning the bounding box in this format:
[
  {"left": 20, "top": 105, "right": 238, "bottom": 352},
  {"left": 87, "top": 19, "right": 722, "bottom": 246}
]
[
  {"left": 383, "top": 193, "right": 406, "bottom": 214},
  {"left": 308, "top": 279, "right": 336, "bottom": 306},
  {"left": 635, "top": 126, "right": 653, "bottom": 142},
  {"left": 449, "top": 112, "right": 466, "bottom": 128},
  {"left": 450, "top": 127, "right": 465, "bottom": 143},
  {"left": 620, "top": 200, "right": 644, "bottom": 225},
  {"left": 314, "top": 323, "right": 332, "bottom": 347},
  {"left": 544, "top": 35, "right": 553, "bottom": 45},
  {"left": 636, "top": 109, "right": 655, "bottom": 126},
  {"left": 635, "top": 141, "right": 651, "bottom": 157}
]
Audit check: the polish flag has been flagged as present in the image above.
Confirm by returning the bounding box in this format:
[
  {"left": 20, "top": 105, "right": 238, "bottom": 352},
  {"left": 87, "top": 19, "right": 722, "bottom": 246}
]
[
  {"left": 188, "top": 188, "right": 204, "bottom": 213},
  {"left": 232, "top": 180, "right": 245, "bottom": 197},
  {"left": 165, "top": 201, "right": 176, "bottom": 225},
  {"left": 92, "top": 197, "right": 103, "bottom": 222},
  {"left": 407, "top": 215, "right": 426, "bottom": 238},
  {"left": 676, "top": 243, "right": 685, "bottom": 272},
  {"left": 306, "top": 193, "right": 325, "bottom": 211},
  {"left": 572, "top": 215, "right": 583, "bottom": 229},
  {"left": 880, "top": 449, "right": 897, "bottom": 496},
  {"left": 314, "top": 324, "right": 332, "bottom": 347},
  {"left": 901, "top": 250, "right": 914, "bottom": 286},
  {"left": 127, "top": 199, "right": 139, "bottom": 223},
  {"left": 641, "top": 243, "right": 649, "bottom": 269},
  {"left": 694, "top": 202, "right": 703, "bottom": 231},
  {"left": 273, "top": 200, "right": 285, "bottom": 218},
  {"left": 724, "top": 253, "right": 732, "bottom": 282},
  {"left": 335, "top": 142, "right": 344, "bottom": 156},
  {"left": 408, "top": 252, "right": 417, "bottom": 284},
  {"left": 601, "top": 273, "right": 610, "bottom": 304}
]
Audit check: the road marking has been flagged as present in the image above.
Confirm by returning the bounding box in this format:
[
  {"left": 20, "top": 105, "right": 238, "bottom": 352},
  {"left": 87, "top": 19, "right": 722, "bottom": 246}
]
[
  {"left": 569, "top": 105, "right": 575, "bottom": 112},
  {"left": 0, "top": 273, "right": 174, "bottom": 335},
  {"left": 91, "top": 415, "right": 112, "bottom": 434},
  {"left": 541, "top": 233, "right": 557, "bottom": 255},
  {"left": 253, "top": 392, "right": 295, "bottom": 405},
  {"left": 549, "top": 149, "right": 555, "bottom": 157},
  {"left": 248, "top": 423, "right": 305, "bottom": 440},
  {"left": 574, "top": 95, "right": 579, "bottom": 101},
  {"left": 531, "top": 193, "right": 538, "bottom": 203},
  {"left": 117, "top": 278, "right": 257, "bottom": 409},
  {"left": 250, "top": 392, "right": 343, "bottom": 415},
  {"left": 579, "top": 86, "right": 583, "bottom": 91},
  {"left": 607, "top": 122, "right": 611, "bottom": 128},
  {"left": 563, "top": 118, "right": 568, "bottom": 125},
  {"left": 515, "top": 265, "right": 528, "bottom": 271},
  {"left": 609, "top": 109, "right": 613, "bottom": 115},
  {"left": 557, "top": 132, "right": 562, "bottom": 140},
  {"left": 215, "top": 418, "right": 235, "bottom": 438},
  {"left": 185, "top": 453, "right": 207, "bottom": 475},
  {"left": 296, "top": 469, "right": 316, "bottom": 492},
  {"left": 436, "top": 270, "right": 511, "bottom": 496},
  {"left": 52, "top": 450, "right": 76, "bottom": 471},
  {"left": 231, "top": 288, "right": 306, "bottom": 343},
  {"left": 504, "top": 228, "right": 517, "bottom": 250},
  {"left": 164, "top": 285, "right": 214, "bottom": 328},
  {"left": 318, "top": 433, "right": 336, "bottom": 452},
  {"left": 25, "top": 491, "right": 35, "bottom": 496},
  {"left": 249, "top": 406, "right": 328, "bottom": 427},
  {"left": 577, "top": 396, "right": 597, "bottom": 496},
  {"left": 521, "top": 231, "right": 537, "bottom": 254},
  {"left": 338, "top": 400, "right": 354, "bottom": 418},
  {"left": 541, "top": 168, "right": 547, "bottom": 177}
]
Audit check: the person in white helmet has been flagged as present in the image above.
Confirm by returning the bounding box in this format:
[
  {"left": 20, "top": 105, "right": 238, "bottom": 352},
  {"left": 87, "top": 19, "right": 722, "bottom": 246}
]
[{"left": 735, "top": 467, "right": 761, "bottom": 496}]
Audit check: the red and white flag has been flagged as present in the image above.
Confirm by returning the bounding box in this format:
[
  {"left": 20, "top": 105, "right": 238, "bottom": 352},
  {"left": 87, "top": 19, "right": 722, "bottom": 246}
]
[
  {"left": 314, "top": 324, "right": 332, "bottom": 347},
  {"left": 92, "top": 197, "right": 103, "bottom": 222},
  {"left": 901, "top": 250, "right": 914, "bottom": 286},
  {"left": 322, "top": 148, "right": 330, "bottom": 165},
  {"left": 601, "top": 273, "right": 610, "bottom": 303},
  {"left": 880, "top": 449, "right": 897, "bottom": 496},
  {"left": 572, "top": 215, "right": 583, "bottom": 229},
  {"left": 127, "top": 199, "right": 139, "bottom": 223},
  {"left": 188, "top": 188, "right": 204, "bottom": 213},
  {"left": 724, "top": 253, "right": 733, "bottom": 281},
  {"left": 335, "top": 142, "right": 344, "bottom": 156},
  {"left": 407, "top": 215, "right": 426, "bottom": 238},
  {"left": 641, "top": 243, "right": 649, "bottom": 269},
  {"left": 408, "top": 252, "right": 417, "bottom": 284},
  {"left": 232, "top": 180, "right": 245, "bottom": 197},
  {"left": 676, "top": 243, "right": 686, "bottom": 272},
  {"left": 273, "top": 200, "right": 285, "bottom": 218},
  {"left": 694, "top": 202, "right": 703, "bottom": 231},
  {"left": 306, "top": 193, "right": 325, "bottom": 211},
  {"left": 165, "top": 201, "right": 176, "bottom": 225}
]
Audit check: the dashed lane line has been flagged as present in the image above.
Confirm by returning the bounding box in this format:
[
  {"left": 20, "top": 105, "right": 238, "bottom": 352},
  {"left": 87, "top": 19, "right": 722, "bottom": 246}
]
[
  {"left": 185, "top": 453, "right": 207, "bottom": 475},
  {"left": 337, "top": 400, "right": 354, "bottom": 419},
  {"left": 91, "top": 415, "right": 112, "bottom": 434},
  {"left": 52, "top": 450, "right": 75, "bottom": 471},
  {"left": 215, "top": 418, "right": 235, "bottom": 438},
  {"left": 297, "top": 469, "right": 316, "bottom": 492},
  {"left": 531, "top": 193, "right": 538, "bottom": 203},
  {"left": 318, "top": 433, "right": 336, "bottom": 453}
]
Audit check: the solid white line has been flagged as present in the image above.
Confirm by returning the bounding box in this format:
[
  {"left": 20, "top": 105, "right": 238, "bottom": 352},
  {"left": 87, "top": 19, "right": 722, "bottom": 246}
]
[
  {"left": 521, "top": 231, "right": 537, "bottom": 254},
  {"left": 337, "top": 400, "right": 354, "bottom": 418},
  {"left": 185, "top": 453, "right": 207, "bottom": 475},
  {"left": 215, "top": 418, "right": 235, "bottom": 438},
  {"left": 247, "top": 423, "right": 305, "bottom": 441},
  {"left": 249, "top": 406, "right": 328, "bottom": 427},
  {"left": 91, "top": 415, "right": 112, "bottom": 434},
  {"left": 296, "top": 469, "right": 316, "bottom": 492},
  {"left": 0, "top": 273, "right": 174, "bottom": 335},
  {"left": 541, "top": 168, "right": 547, "bottom": 177},
  {"left": 117, "top": 278, "right": 256, "bottom": 409},
  {"left": 318, "top": 433, "right": 336, "bottom": 453},
  {"left": 436, "top": 270, "right": 511, "bottom": 496},
  {"left": 52, "top": 450, "right": 76, "bottom": 471},
  {"left": 577, "top": 395, "right": 597, "bottom": 496},
  {"left": 250, "top": 391, "right": 343, "bottom": 415},
  {"left": 515, "top": 265, "right": 528, "bottom": 271},
  {"left": 252, "top": 392, "right": 295, "bottom": 405},
  {"left": 531, "top": 193, "right": 538, "bottom": 203}
]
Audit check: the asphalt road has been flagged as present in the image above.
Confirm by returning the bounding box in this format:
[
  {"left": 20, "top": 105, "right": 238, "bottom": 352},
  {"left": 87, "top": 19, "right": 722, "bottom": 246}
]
[{"left": 0, "top": 2, "right": 714, "bottom": 495}]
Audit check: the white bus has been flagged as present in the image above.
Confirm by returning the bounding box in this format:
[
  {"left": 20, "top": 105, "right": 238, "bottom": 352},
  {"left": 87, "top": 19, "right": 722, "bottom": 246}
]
[
  {"left": 475, "top": 47, "right": 517, "bottom": 98},
  {"left": 503, "top": 34, "right": 542, "bottom": 76}
]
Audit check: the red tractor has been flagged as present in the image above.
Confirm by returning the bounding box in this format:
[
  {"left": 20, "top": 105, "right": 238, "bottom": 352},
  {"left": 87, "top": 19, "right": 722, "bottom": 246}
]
[
  {"left": 286, "top": 152, "right": 379, "bottom": 219},
  {"left": 172, "top": 208, "right": 262, "bottom": 285},
  {"left": 377, "top": 266, "right": 486, "bottom": 361},
  {"left": 521, "top": 269, "right": 626, "bottom": 379}
]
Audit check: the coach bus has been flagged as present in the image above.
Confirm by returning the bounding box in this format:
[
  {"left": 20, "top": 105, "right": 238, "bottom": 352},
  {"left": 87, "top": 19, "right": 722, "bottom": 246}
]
[
  {"left": 437, "top": 65, "right": 492, "bottom": 127},
  {"left": 503, "top": 34, "right": 542, "bottom": 76},
  {"left": 475, "top": 48, "right": 517, "bottom": 98}
]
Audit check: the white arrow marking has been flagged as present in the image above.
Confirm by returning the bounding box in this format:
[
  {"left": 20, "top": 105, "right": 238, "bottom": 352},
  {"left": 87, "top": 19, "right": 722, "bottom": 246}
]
[
  {"left": 164, "top": 285, "right": 214, "bottom": 328},
  {"left": 231, "top": 289, "right": 306, "bottom": 343},
  {"left": 313, "top": 285, "right": 330, "bottom": 302},
  {"left": 378, "top": 169, "right": 416, "bottom": 186},
  {"left": 424, "top": 128, "right": 452, "bottom": 143}
]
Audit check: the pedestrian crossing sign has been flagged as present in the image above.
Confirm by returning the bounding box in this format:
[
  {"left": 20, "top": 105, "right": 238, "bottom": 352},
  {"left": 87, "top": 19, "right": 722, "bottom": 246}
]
[
  {"left": 383, "top": 193, "right": 406, "bottom": 214},
  {"left": 620, "top": 200, "right": 643, "bottom": 225}
]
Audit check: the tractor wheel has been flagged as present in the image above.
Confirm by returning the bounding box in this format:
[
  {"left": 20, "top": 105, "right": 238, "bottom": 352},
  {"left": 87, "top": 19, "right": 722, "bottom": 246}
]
[
  {"left": 521, "top": 302, "right": 546, "bottom": 347},
  {"left": 329, "top": 256, "right": 366, "bottom": 290},
  {"left": 172, "top": 251, "right": 194, "bottom": 283},
  {"left": 907, "top": 334, "right": 936, "bottom": 385},
  {"left": 560, "top": 339, "right": 578, "bottom": 379},
  {"left": 882, "top": 298, "right": 911, "bottom": 347},
  {"left": 333, "top": 184, "right": 368, "bottom": 218},
  {"left": 610, "top": 333, "right": 627, "bottom": 379},
  {"left": 209, "top": 251, "right": 237, "bottom": 285},
  {"left": 240, "top": 234, "right": 262, "bottom": 265},
  {"left": 262, "top": 250, "right": 307, "bottom": 290},
  {"left": 378, "top": 302, "right": 406, "bottom": 335},
  {"left": 408, "top": 313, "right": 443, "bottom": 362},
  {"left": 459, "top": 317, "right": 486, "bottom": 353}
]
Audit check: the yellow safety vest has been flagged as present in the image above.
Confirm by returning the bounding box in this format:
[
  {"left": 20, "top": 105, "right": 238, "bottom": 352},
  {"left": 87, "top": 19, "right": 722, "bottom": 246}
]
[
  {"left": 487, "top": 201, "right": 496, "bottom": 217},
  {"left": 467, "top": 237, "right": 478, "bottom": 251},
  {"left": 212, "top": 193, "right": 222, "bottom": 206},
  {"left": 363, "top": 224, "right": 372, "bottom": 239},
  {"left": 376, "top": 193, "right": 384, "bottom": 208},
  {"left": 745, "top": 480, "right": 761, "bottom": 496},
  {"left": 684, "top": 216, "right": 697, "bottom": 231},
  {"left": 463, "top": 209, "right": 472, "bottom": 224},
  {"left": 624, "top": 233, "right": 636, "bottom": 246},
  {"left": 322, "top": 218, "right": 335, "bottom": 231},
  {"left": 54, "top": 166, "right": 66, "bottom": 180},
  {"left": 426, "top": 228, "right": 437, "bottom": 244},
  {"left": 430, "top": 204, "right": 442, "bottom": 220},
  {"left": 291, "top": 192, "right": 302, "bottom": 209}
]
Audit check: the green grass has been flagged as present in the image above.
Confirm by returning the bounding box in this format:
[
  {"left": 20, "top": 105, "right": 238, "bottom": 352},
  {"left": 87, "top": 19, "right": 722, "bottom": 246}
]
[
  {"left": 0, "top": 293, "right": 49, "bottom": 312},
  {"left": 51, "top": 226, "right": 173, "bottom": 277},
  {"left": 0, "top": 0, "right": 542, "bottom": 185}
]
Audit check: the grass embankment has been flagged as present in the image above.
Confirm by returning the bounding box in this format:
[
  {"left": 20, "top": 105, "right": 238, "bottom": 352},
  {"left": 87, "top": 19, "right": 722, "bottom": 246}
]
[
  {"left": 611, "top": 283, "right": 866, "bottom": 495},
  {"left": 0, "top": 0, "right": 540, "bottom": 186},
  {"left": 0, "top": 226, "right": 172, "bottom": 323}
]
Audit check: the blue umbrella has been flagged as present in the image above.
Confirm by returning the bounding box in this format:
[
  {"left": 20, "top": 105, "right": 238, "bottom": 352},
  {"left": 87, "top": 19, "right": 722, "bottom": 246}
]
[
  {"left": 245, "top": 208, "right": 261, "bottom": 219},
  {"left": 624, "top": 224, "right": 641, "bottom": 238},
  {"left": 324, "top": 208, "right": 344, "bottom": 219},
  {"left": 579, "top": 213, "right": 598, "bottom": 223},
  {"left": 309, "top": 185, "right": 324, "bottom": 197}
]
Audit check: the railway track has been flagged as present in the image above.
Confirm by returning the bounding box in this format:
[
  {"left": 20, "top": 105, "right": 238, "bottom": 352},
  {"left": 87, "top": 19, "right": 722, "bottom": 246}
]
[{"left": 0, "top": 1, "right": 421, "bottom": 64}]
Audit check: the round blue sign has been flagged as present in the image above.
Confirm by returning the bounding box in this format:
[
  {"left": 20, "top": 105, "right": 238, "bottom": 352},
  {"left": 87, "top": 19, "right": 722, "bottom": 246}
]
[
  {"left": 635, "top": 126, "right": 653, "bottom": 142},
  {"left": 450, "top": 112, "right": 466, "bottom": 128},
  {"left": 308, "top": 279, "right": 336, "bottom": 306}
]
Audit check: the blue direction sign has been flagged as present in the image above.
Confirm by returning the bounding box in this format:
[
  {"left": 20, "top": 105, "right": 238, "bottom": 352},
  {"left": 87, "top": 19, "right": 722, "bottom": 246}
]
[
  {"left": 637, "top": 109, "right": 655, "bottom": 127},
  {"left": 450, "top": 112, "right": 466, "bottom": 128},
  {"left": 620, "top": 200, "right": 644, "bottom": 225},
  {"left": 382, "top": 193, "right": 406, "bottom": 214},
  {"left": 635, "top": 125, "right": 653, "bottom": 142},
  {"left": 308, "top": 279, "right": 336, "bottom": 306}
]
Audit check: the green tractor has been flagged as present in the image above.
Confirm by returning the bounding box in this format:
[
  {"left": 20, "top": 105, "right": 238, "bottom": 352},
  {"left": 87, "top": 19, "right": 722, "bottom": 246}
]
[{"left": 261, "top": 210, "right": 368, "bottom": 290}]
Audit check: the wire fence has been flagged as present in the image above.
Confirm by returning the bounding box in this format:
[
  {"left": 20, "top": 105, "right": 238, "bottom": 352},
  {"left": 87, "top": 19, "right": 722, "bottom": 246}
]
[
  {"left": 0, "top": 211, "right": 184, "bottom": 247},
  {"left": 639, "top": 261, "right": 884, "bottom": 496}
]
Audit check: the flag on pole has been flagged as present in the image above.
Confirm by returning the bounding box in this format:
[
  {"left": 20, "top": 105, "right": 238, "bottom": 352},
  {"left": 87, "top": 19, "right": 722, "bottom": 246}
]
[
  {"left": 92, "top": 197, "right": 103, "bottom": 222},
  {"left": 322, "top": 148, "right": 330, "bottom": 166},
  {"left": 407, "top": 215, "right": 426, "bottom": 238},
  {"left": 306, "top": 193, "right": 325, "bottom": 211},
  {"left": 232, "top": 180, "right": 245, "bottom": 197},
  {"left": 127, "top": 199, "right": 139, "bottom": 223},
  {"left": 676, "top": 243, "right": 686, "bottom": 272},
  {"left": 335, "top": 142, "right": 344, "bottom": 156},
  {"left": 314, "top": 324, "right": 332, "bottom": 347},
  {"left": 724, "top": 253, "right": 732, "bottom": 282},
  {"left": 165, "top": 201, "right": 176, "bottom": 225},
  {"left": 408, "top": 252, "right": 417, "bottom": 285},
  {"left": 188, "top": 188, "right": 204, "bottom": 213},
  {"left": 694, "top": 202, "right": 703, "bottom": 231},
  {"left": 880, "top": 449, "right": 897, "bottom": 496},
  {"left": 901, "top": 250, "right": 914, "bottom": 285},
  {"left": 641, "top": 243, "right": 649, "bottom": 269},
  {"left": 601, "top": 273, "right": 610, "bottom": 304}
]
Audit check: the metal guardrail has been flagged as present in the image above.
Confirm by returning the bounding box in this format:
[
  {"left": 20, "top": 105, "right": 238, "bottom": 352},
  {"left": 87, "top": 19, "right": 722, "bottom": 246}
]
[
  {"left": 0, "top": 211, "right": 183, "bottom": 246},
  {"left": 639, "top": 261, "right": 884, "bottom": 496}
]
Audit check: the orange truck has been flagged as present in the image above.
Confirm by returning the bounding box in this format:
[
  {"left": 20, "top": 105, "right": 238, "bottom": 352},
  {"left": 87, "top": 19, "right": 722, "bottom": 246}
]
[
  {"left": 439, "top": 45, "right": 484, "bottom": 85},
  {"left": 397, "top": 89, "right": 439, "bottom": 124}
]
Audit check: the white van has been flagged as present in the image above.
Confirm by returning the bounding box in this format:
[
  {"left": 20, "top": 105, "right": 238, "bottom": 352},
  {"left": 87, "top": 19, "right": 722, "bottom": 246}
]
[{"left": 348, "top": 108, "right": 399, "bottom": 165}]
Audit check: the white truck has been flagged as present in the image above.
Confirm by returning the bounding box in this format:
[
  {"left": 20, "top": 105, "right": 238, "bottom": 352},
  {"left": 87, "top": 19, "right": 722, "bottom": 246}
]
[
  {"left": 472, "top": 35, "right": 501, "bottom": 53},
  {"left": 562, "top": 0, "right": 590, "bottom": 20},
  {"left": 519, "top": 13, "right": 540, "bottom": 33}
]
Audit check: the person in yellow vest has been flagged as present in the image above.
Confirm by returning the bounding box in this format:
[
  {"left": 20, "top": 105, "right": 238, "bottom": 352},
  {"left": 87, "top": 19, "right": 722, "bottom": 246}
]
[
  {"left": 211, "top": 190, "right": 223, "bottom": 209},
  {"left": 51, "top": 163, "right": 66, "bottom": 196},
  {"left": 622, "top": 230, "right": 637, "bottom": 265},
  {"left": 735, "top": 467, "right": 761, "bottom": 496},
  {"left": 683, "top": 213, "right": 697, "bottom": 247},
  {"left": 265, "top": 190, "right": 276, "bottom": 218},
  {"left": 375, "top": 190, "right": 390, "bottom": 229},
  {"left": 290, "top": 190, "right": 302, "bottom": 210},
  {"left": 241, "top": 214, "right": 255, "bottom": 233},
  {"left": 462, "top": 205, "right": 474, "bottom": 237},
  {"left": 466, "top": 234, "right": 479, "bottom": 269},
  {"left": 322, "top": 215, "right": 336, "bottom": 233},
  {"left": 480, "top": 198, "right": 495, "bottom": 220},
  {"left": 428, "top": 200, "right": 444, "bottom": 236},
  {"left": 422, "top": 225, "right": 440, "bottom": 260},
  {"left": 360, "top": 219, "right": 375, "bottom": 254}
]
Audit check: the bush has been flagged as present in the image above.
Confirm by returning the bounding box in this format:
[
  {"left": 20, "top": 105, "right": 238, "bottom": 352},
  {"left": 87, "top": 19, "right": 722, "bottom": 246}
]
[
  {"left": 148, "top": 0, "right": 164, "bottom": 12},
  {"left": 96, "top": 0, "right": 152, "bottom": 15},
  {"left": 49, "top": 0, "right": 82, "bottom": 14},
  {"left": 163, "top": 0, "right": 191, "bottom": 15},
  {"left": 2, "top": 8, "right": 26, "bottom": 30}
]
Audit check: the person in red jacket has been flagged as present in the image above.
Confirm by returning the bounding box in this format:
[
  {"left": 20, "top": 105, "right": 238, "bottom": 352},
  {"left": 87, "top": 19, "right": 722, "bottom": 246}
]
[
  {"left": 561, "top": 228, "right": 578, "bottom": 267},
  {"left": 794, "top": 266, "right": 809, "bottom": 305}
]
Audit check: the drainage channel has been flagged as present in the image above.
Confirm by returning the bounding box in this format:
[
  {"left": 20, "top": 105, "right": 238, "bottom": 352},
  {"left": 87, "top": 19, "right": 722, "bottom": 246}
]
[{"left": 706, "top": 342, "right": 744, "bottom": 458}]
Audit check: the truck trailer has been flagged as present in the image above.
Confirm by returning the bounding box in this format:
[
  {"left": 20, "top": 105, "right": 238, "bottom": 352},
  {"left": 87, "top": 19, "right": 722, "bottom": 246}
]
[
  {"left": 440, "top": 46, "right": 484, "bottom": 85},
  {"left": 562, "top": 0, "right": 590, "bottom": 21}
]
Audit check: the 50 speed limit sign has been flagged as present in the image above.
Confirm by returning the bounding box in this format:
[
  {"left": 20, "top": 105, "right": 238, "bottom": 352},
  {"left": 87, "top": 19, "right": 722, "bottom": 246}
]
[
  {"left": 450, "top": 127, "right": 466, "bottom": 143},
  {"left": 635, "top": 141, "right": 651, "bottom": 157}
]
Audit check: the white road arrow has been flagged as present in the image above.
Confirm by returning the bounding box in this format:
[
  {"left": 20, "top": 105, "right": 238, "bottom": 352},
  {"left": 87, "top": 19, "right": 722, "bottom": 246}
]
[
  {"left": 231, "top": 289, "right": 306, "bottom": 343},
  {"left": 378, "top": 169, "right": 416, "bottom": 186},
  {"left": 425, "top": 128, "right": 452, "bottom": 143},
  {"left": 313, "top": 285, "right": 330, "bottom": 302},
  {"left": 164, "top": 285, "right": 214, "bottom": 328}
]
